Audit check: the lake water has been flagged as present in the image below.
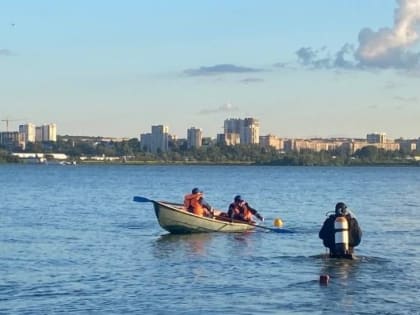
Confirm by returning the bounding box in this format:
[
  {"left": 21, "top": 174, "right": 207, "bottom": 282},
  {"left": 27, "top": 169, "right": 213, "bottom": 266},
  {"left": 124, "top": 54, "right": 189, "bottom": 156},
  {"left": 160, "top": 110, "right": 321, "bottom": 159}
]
[{"left": 1, "top": 164, "right": 419, "bottom": 314}]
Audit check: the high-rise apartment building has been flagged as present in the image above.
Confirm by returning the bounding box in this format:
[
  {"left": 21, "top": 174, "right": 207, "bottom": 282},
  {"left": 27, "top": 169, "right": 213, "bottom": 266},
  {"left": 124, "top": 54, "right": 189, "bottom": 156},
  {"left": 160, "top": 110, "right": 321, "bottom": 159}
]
[
  {"left": 187, "top": 127, "right": 202, "bottom": 149},
  {"left": 35, "top": 123, "right": 57, "bottom": 142},
  {"left": 224, "top": 117, "right": 260, "bottom": 145},
  {"left": 151, "top": 125, "right": 169, "bottom": 153},
  {"left": 140, "top": 125, "right": 169, "bottom": 153},
  {"left": 19, "top": 123, "right": 36, "bottom": 143},
  {"left": 140, "top": 133, "right": 152, "bottom": 151},
  {"left": 224, "top": 119, "right": 242, "bottom": 134},
  {"left": 242, "top": 118, "right": 259, "bottom": 145},
  {"left": 367, "top": 132, "right": 386, "bottom": 144}
]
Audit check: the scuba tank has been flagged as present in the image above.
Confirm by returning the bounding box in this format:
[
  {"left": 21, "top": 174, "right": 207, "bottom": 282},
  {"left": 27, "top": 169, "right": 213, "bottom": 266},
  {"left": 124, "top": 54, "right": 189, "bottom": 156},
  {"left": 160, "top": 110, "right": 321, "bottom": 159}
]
[{"left": 334, "top": 215, "right": 349, "bottom": 255}]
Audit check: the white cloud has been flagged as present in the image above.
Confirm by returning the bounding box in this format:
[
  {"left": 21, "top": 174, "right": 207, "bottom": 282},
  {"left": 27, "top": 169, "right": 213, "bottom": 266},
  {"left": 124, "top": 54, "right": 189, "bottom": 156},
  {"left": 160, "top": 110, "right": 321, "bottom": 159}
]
[
  {"left": 295, "top": 0, "right": 420, "bottom": 71},
  {"left": 355, "top": 0, "right": 420, "bottom": 68},
  {"left": 184, "top": 64, "right": 263, "bottom": 76},
  {"left": 198, "top": 103, "right": 239, "bottom": 115},
  {"left": 0, "top": 49, "right": 14, "bottom": 56}
]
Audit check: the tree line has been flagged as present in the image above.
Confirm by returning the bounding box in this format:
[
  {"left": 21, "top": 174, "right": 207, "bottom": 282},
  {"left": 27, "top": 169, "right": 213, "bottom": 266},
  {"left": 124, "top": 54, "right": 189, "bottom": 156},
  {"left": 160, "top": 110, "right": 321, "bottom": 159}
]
[{"left": 1, "top": 136, "right": 419, "bottom": 166}]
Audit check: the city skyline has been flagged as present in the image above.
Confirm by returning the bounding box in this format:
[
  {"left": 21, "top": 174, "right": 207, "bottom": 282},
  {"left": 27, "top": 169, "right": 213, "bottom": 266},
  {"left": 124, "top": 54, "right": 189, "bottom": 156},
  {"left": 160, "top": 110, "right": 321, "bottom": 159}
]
[
  {"left": 2, "top": 119, "right": 418, "bottom": 155},
  {"left": 1, "top": 1, "right": 420, "bottom": 139},
  {"left": 6, "top": 118, "right": 419, "bottom": 142}
]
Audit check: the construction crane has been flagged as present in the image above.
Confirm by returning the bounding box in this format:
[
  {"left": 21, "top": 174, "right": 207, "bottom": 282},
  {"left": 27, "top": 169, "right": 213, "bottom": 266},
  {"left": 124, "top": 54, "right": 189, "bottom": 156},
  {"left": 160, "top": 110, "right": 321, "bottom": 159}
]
[{"left": 1, "top": 118, "right": 23, "bottom": 132}]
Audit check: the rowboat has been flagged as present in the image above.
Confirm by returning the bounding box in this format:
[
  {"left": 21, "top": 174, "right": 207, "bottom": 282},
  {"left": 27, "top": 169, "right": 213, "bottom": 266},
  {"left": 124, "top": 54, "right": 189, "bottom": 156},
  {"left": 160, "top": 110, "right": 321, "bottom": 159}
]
[
  {"left": 133, "top": 196, "right": 255, "bottom": 234},
  {"left": 133, "top": 196, "right": 294, "bottom": 234},
  {"left": 153, "top": 200, "right": 256, "bottom": 234}
]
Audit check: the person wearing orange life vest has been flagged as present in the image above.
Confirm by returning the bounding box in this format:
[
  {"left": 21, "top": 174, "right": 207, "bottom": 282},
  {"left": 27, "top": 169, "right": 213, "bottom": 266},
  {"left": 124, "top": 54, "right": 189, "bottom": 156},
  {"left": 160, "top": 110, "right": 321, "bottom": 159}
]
[
  {"left": 319, "top": 202, "right": 362, "bottom": 259},
  {"left": 184, "top": 188, "right": 213, "bottom": 217},
  {"left": 227, "top": 195, "right": 264, "bottom": 223}
]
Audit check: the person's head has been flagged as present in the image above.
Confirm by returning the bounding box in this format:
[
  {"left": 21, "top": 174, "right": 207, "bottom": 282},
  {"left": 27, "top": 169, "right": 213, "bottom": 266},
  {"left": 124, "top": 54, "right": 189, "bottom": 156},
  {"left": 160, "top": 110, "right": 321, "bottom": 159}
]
[
  {"left": 335, "top": 202, "right": 348, "bottom": 216},
  {"left": 234, "top": 195, "right": 243, "bottom": 203},
  {"left": 192, "top": 187, "right": 202, "bottom": 194}
]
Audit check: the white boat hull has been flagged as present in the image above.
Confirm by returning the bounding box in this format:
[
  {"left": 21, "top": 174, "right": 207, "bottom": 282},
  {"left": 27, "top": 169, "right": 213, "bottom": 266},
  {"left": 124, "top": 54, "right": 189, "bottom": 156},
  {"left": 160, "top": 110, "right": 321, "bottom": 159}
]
[{"left": 153, "top": 201, "right": 255, "bottom": 234}]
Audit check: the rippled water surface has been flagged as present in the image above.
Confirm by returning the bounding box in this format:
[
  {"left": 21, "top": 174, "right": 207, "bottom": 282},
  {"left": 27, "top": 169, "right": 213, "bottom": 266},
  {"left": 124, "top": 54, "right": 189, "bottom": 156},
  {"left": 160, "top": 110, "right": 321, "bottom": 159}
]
[{"left": 1, "top": 164, "right": 419, "bottom": 314}]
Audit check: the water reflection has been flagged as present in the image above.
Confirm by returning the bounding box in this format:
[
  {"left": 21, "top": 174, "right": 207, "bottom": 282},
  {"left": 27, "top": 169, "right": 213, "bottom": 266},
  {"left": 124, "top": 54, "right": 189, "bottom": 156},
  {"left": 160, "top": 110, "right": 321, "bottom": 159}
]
[
  {"left": 318, "top": 254, "right": 360, "bottom": 283},
  {"left": 226, "top": 231, "right": 257, "bottom": 256},
  {"left": 151, "top": 231, "right": 260, "bottom": 261},
  {"left": 153, "top": 233, "right": 213, "bottom": 258},
  {"left": 314, "top": 254, "right": 362, "bottom": 311}
]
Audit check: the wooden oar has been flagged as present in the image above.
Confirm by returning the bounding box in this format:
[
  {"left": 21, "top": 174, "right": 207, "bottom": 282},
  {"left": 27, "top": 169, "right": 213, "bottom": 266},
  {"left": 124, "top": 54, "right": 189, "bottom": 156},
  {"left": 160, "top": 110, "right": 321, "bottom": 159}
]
[
  {"left": 133, "top": 196, "right": 183, "bottom": 207},
  {"left": 253, "top": 223, "right": 295, "bottom": 233},
  {"left": 216, "top": 215, "right": 294, "bottom": 233}
]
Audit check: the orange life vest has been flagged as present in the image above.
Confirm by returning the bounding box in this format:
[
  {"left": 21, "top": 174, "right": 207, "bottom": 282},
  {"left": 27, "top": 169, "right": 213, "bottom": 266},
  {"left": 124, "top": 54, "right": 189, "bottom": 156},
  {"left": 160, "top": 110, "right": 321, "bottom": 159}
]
[
  {"left": 184, "top": 193, "right": 205, "bottom": 216},
  {"left": 231, "top": 201, "right": 253, "bottom": 222}
]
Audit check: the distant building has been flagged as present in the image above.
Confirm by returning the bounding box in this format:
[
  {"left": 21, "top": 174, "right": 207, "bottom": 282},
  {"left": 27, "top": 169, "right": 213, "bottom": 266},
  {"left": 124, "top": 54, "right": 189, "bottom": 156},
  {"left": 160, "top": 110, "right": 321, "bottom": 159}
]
[
  {"left": 140, "top": 133, "right": 152, "bottom": 151},
  {"left": 242, "top": 117, "right": 259, "bottom": 145},
  {"left": 376, "top": 142, "right": 399, "bottom": 151},
  {"left": 35, "top": 123, "right": 57, "bottom": 142},
  {"left": 270, "top": 137, "right": 367, "bottom": 153},
  {"left": 140, "top": 125, "right": 169, "bottom": 153},
  {"left": 396, "top": 138, "right": 417, "bottom": 152},
  {"left": 308, "top": 138, "right": 345, "bottom": 152},
  {"left": 283, "top": 139, "right": 293, "bottom": 152},
  {"left": 19, "top": 123, "right": 36, "bottom": 143},
  {"left": 187, "top": 127, "right": 202, "bottom": 149},
  {"left": 223, "top": 117, "right": 241, "bottom": 145},
  {"left": 224, "top": 117, "right": 260, "bottom": 145},
  {"left": 216, "top": 133, "right": 225, "bottom": 145},
  {"left": 0, "top": 131, "right": 25, "bottom": 149},
  {"left": 217, "top": 132, "right": 240, "bottom": 146},
  {"left": 151, "top": 125, "right": 169, "bottom": 153},
  {"left": 224, "top": 118, "right": 241, "bottom": 134},
  {"left": 347, "top": 138, "right": 399, "bottom": 153},
  {"left": 97, "top": 137, "right": 130, "bottom": 143},
  {"left": 284, "top": 138, "right": 350, "bottom": 153},
  {"left": 259, "top": 134, "right": 284, "bottom": 150},
  {"left": 201, "top": 137, "right": 215, "bottom": 147},
  {"left": 367, "top": 132, "right": 386, "bottom": 144}
]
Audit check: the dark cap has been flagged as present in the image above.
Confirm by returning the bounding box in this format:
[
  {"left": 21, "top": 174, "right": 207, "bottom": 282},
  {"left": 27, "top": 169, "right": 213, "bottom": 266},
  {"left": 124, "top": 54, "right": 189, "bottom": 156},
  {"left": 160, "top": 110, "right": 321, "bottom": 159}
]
[
  {"left": 192, "top": 187, "right": 202, "bottom": 194},
  {"left": 335, "top": 202, "right": 347, "bottom": 215},
  {"left": 234, "top": 195, "right": 243, "bottom": 202}
]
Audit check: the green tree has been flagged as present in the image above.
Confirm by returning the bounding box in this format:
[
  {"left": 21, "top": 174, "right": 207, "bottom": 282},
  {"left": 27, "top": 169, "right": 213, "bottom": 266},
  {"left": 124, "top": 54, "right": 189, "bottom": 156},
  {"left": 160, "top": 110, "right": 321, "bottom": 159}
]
[{"left": 355, "top": 146, "right": 378, "bottom": 163}]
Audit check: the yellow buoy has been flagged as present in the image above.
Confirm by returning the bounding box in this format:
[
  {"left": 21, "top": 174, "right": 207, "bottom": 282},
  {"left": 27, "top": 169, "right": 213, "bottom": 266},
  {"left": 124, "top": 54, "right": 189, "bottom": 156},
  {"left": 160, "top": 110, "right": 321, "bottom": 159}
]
[{"left": 273, "top": 218, "right": 283, "bottom": 228}]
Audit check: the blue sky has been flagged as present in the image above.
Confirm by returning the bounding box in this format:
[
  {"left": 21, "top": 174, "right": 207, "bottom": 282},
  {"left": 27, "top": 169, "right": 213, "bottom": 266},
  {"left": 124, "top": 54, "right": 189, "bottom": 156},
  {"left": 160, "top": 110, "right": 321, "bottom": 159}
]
[{"left": 1, "top": 0, "right": 420, "bottom": 139}]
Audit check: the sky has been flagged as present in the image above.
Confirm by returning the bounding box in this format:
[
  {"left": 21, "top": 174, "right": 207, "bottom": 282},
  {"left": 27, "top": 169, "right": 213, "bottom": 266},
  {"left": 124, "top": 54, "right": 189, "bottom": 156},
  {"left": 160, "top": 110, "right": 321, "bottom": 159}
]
[{"left": 1, "top": 0, "right": 420, "bottom": 139}]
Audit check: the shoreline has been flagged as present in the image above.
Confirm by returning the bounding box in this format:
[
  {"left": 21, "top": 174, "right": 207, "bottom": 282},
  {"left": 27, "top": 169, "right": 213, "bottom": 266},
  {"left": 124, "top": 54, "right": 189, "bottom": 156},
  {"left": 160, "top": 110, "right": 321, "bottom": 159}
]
[{"left": 2, "top": 160, "right": 419, "bottom": 167}]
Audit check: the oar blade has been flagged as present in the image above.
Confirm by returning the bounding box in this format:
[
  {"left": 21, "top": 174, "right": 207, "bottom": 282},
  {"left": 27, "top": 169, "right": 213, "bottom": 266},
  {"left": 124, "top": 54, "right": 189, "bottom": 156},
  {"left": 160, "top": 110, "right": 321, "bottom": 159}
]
[
  {"left": 133, "top": 196, "right": 153, "bottom": 203},
  {"left": 271, "top": 228, "right": 295, "bottom": 234},
  {"left": 254, "top": 224, "right": 295, "bottom": 233}
]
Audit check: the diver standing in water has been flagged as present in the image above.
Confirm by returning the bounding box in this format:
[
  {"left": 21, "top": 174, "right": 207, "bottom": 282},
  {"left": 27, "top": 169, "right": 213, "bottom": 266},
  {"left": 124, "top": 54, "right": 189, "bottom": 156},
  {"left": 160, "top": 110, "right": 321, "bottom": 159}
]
[{"left": 319, "top": 202, "right": 362, "bottom": 259}]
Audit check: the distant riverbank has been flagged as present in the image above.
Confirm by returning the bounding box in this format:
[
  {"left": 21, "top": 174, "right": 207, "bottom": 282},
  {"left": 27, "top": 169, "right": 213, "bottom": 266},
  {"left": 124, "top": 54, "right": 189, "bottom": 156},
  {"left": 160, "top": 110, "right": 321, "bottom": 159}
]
[
  {"left": 2, "top": 159, "right": 419, "bottom": 167},
  {"left": 2, "top": 141, "right": 419, "bottom": 166}
]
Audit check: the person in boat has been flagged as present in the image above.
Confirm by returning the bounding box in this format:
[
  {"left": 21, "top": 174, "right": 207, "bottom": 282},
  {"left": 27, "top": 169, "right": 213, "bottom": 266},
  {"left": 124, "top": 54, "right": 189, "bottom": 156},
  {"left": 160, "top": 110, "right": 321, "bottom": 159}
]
[
  {"left": 184, "top": 187, "right": 213, "bottom": 217},
  {"left": 227, "top": 195, "right": 264, "bottom": 223},
  {"left": 319, "top": 202, "right": 362, "bottom": 259}
]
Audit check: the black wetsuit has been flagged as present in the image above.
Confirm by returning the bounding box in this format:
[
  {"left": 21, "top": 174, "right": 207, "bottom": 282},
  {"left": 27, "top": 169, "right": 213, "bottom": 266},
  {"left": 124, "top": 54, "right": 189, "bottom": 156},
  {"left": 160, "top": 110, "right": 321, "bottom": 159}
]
[{"left": 319, "top": 214, "right": 362, "bottom": 258}]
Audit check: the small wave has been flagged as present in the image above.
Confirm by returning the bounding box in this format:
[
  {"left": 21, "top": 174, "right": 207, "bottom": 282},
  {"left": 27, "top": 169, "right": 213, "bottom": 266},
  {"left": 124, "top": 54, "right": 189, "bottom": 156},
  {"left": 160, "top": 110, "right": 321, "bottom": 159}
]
[
  {"left": 116, "top": 222, "right": 151, "bottom": 230},
  {"left": 309, "top": 253, "right": 390, "bottom": 264},
  {"left": 402, "top": 202, "right": 419, "bottom": 208}
]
